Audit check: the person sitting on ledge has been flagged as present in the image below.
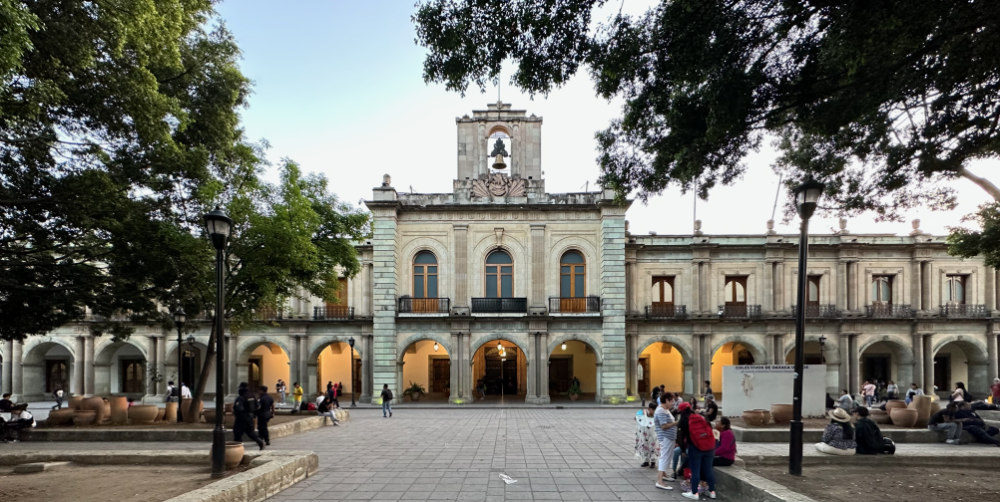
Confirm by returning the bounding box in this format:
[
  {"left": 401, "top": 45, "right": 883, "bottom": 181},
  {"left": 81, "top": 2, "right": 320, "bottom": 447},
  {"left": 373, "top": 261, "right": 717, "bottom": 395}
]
[
  {"left": 837, "top": 389, "right": 854, "bottom": 412},
  {"left": 815, "top": 408, "right": 856, "bottom": 455},
  {"left": 854, "top": 407, "right": 894, "bottom": 454},
  {"left": 954, "top": 402, "right": 1000, "bottom": 447}
]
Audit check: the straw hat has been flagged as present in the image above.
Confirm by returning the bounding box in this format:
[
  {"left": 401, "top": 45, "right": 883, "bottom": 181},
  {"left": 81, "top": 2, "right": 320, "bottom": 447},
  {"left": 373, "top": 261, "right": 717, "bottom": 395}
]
[{"left": 827, "top": 408, "right": 851, "bottom": 423}]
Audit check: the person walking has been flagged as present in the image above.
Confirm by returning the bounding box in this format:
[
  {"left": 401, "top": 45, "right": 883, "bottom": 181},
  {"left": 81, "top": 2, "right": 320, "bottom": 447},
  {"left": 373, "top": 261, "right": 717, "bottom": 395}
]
[
  {"left": 886, "top": 380, "right": 898, "bottom": 400},
  {"left": 862, "top": 380, "right": 876, "bottom": 406},
  {"left": 256, "top": 385, "right": 275, "bottom": 446},
  {"left": 51, "top": 387, "right": 64, "bottom": 410},
  {"left": 232, "top": 386, "right": 264, "bottom": 450},
  {"left": 292, "top": 382, "right": 303, "bottom": 413},
  {"left": 380, "top": 384, "right": 393, "bottom": 417},
  {"left": 166, "top": 381, "right": 176, "bottom": 403},
  {"left": 333, "top": 382, "right": 342, "bottom": 408},
  {"left": 653, "top": 392, "right": 678, "bottom": 490},
  {"left": 326, "top": 381, "right": 334, "bottom": 404}
]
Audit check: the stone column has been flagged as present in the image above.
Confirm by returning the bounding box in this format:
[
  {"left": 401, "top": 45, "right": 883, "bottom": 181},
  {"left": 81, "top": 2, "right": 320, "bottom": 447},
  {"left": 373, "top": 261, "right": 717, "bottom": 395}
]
[
  {"left": 461, "top": 332, "right": 472, "bottom": 401},
  {"left": 985, "top": 267, "right": 996, "bottom": 314},
  {"left": 846, "top": 261, "right": 857, "bottom": 311},
  {"left": 84, "top": 336, "right": 95, "bottom": 394},
  {"left": 625, "top": 251, "right": 637, "bottom": 314},
  {"left": 848, "top": 334, "right": 859, "bottom": 395},
  {"left": 155, "top": 334, "right": 167, "bottom": 396},
  {"left": 370, "top": 202, "right": 399, "bottom": 399},
  {"left": 2, "top": 339, "right": 13, "bottom": 395},
  {"left": 625, "top": 331, "right": 636, "bottom": 396},
  {"left": 73, "top": 336, "right": 85, "bottom": 395},
  {"left": 449, "top": 332, "right": 461, "bottom": 403},
  {"left": 923, "top": 334, "right": 935, "bottom": 395},
  {"left": 11, "top": 340, "right": 23, "bottom": 400},
  {"left": 838, "top": 335, "right": 849, "bottom": 393},
  {"left": 920, "top": 261, "right": 932, "bottom": 311},
  {"left": 763, "top": 261, "right": 774, "bottom": 312},
  {"left": 986, "top": 330, "right": 998, "bottom": 383},
  {"left": 599, "top": 204, "right": 628, "bottom": 402},
  {"left": 911, "top": 332, "right": 924, "bottom": 391},
  {"left": 453, "top": 224, "right": 469, "bottom": 310},
  {"left": 226, "top": 332, "right": 238, "bottom": 397},
  {"left": 362, "top": 335, "right": 374, "bottom": 403},
  {"left": 691, "top": 261, "right": 702, "bottom": 312},
  {"left": 692, "top": 335, "right": 703, "bottom": 395},
  {"left": 525, "top": 332, "right": 538, "bottom": 402},
  {"left": 530, "top": 224, "right": 546, "bottom": 312},
  {"left": 774, "top": 262, "right": 785, "bottom": 312}
]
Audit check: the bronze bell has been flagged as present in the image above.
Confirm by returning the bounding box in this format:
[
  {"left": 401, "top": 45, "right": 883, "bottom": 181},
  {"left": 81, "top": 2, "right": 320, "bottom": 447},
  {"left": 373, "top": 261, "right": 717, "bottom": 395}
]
[{"left": 492, "top": 153, "right": 507, "bottom": 170}]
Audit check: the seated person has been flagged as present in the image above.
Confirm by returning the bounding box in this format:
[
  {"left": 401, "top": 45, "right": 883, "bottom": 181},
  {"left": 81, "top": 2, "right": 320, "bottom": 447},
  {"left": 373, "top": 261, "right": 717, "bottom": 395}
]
[
  {"left": 701, "top": 397, "right": 719, "bottom": 423},
  {"left": 815, "top": 408, "right": 856, "bottom": 455},
  {"left": 0, "top": 393, "right": 12, "bottom": 412},
  {"left": 853, "top": 407, "right": 893, "bottom": 454},
  {"left": 4, "top": 404, "right": 35, "bottom": 442},
  {"left": 954, "top": 402, "right": 1000, "bottom": 447},
  {"left": 316, "top": 396, "right": 338, "bottom": 426},
  {"left": 837, "top": 390, "right": 854, "bottom": 412},
  {"left": 928, "top": 402, "right": 963, "bottom": 444},
  {"left": 713, "top": 417, "right": 736, "bottom": 466},
  {"left": 904, "top": 383, "right": 923, "bottom": 404}
]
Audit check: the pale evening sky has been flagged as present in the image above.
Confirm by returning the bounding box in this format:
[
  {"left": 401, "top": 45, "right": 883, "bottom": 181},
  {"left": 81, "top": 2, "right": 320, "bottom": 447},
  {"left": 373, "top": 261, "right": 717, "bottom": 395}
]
[{"left": 213, "top": 1, "right": 997, "bottom": 238}]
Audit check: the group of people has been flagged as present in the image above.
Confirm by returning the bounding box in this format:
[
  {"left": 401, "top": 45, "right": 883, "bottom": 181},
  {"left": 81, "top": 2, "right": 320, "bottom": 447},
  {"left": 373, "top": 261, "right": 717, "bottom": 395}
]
[
  {"left": 0, "top": 392, "right": 36, "bottom": 442},
  {"left": 231, "top": 382, "right": 275, "bottom": 450},
  {"left": 634, "top": 382, "right": 732, "bottom": 500}
]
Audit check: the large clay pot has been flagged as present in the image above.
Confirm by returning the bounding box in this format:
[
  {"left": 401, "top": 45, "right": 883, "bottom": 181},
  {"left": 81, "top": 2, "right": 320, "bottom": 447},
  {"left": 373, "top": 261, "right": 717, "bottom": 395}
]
[
  {"left": 909, "top": 395, "right": 932, "bottom": 427},
  {"left": 81, "top": 396, "right": 108, "bottom": 424},
  {"left": 224, "top": 413, "right": 235, "bottom": 428},
  {"left": 870, "top": 409, "right": 892, "bottom": 425},
  {"left": 885, "top": 400, "right": 907, "bottom": 412},
  {"left": 224, "top": 441, "right": 245, "bottom": 470},
  {"left": 73, "top": 409, "right": 97, "bottom": 426},
  {"left": 156, "top": 407, "right": 166, "bottom": 422},
  {"left": 771, "top": 404, "right": 793, "bottom": 424},
  {"left": 164, "top": 402, "right": 178, "bottom": 423},
  {"left": 203, "top": 409, "right": 217, "bottom": 423},
  {"left": 102, "top": 399, "right": 112, "bottom": 424},
  {"left": 48, "top": 408, "right": 76, "bottom": 426},
  {"left": 68, "top": 395, "right": 85, "bottom": 410},
  {"left": 128, "top": 404, "right": 158, "bottom": 425},
  {"left": 742, "top": 409, "right": 771, "bottom": 426},
  {"left": 109, "top": 396, "right": 129, "bottom": 425},
  {"left": 890, "top": 408, "right": 918, "bottom": 427}
]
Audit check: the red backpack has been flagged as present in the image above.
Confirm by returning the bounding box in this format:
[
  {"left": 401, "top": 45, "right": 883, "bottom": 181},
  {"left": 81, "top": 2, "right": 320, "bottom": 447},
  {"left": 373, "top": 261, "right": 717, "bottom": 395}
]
[{"left": 688, "top": 413, "right": 716, "bottom": 451}]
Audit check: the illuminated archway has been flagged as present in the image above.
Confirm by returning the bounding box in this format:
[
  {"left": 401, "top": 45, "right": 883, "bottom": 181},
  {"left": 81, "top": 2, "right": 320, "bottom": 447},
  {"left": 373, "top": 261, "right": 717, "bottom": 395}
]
[
  {"left": 472, "top": 339, "right": 526, "bottom": 401},
  {"left": 238, "top": 342, "right": 290, "bottom": 394},
  {"left": 400, "top": 339, "right": 451, "bottom": 402},
  {"left": 639, "top": 341, "right": 686, "bottom": 397},
  {"left": 316, "top": 341, "right": 360, "bottom": 403},
  {"left": 548, "top": 339, "right": 598, "bottom": 400},
  {"left": 711, "top": 342, "right": 756, "bottom": 400}
]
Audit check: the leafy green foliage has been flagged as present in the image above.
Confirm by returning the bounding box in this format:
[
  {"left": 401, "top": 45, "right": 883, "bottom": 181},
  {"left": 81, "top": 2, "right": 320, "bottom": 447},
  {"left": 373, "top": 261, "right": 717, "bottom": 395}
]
[
  {"left": 414, "top": 1, "right": 1000, "bottom": 219},
  {"left": 948, "top": 204, "right": 1000, "bottom": 269}
]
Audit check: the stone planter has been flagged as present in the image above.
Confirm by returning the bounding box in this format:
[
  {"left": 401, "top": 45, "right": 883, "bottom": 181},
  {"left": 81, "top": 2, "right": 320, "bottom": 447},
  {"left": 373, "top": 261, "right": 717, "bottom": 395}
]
[
  {"left": 224, "top": 441, "right": 245, "bottom": 470},
  {"left": 770, "top": 404, "right": 793, "bottom": 424},
  {"left": 109, "top": 396, "right": 129, "bottom": 425},
  {"left": 73, "top": 409, "right": 97, "bottom": 426},
  {"left": 890, "top": 408, "right": 918, "bottom": 427},
  {"left": 742, "top": 409, "right": 771, "bottom": 426},
  {"left": 48, "top": 408, "right": 76, "bottom": 426},
  {"left": 128, "top": 404, "right": 158, "bottom": 425},
  {"left": 164, "top": 402, "right": 178, "bottom": 423}
]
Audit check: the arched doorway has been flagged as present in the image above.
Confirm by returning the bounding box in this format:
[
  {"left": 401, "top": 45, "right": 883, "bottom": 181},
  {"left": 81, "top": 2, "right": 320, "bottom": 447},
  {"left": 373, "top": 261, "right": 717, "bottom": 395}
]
[
  {"left": 316, "top": 340, "right": 360, "bottom": 404},
  {"left": 23, "top": 341, "right": 75, "bottom": 398},
  {"left": 639, "top": 341, "right": 685, "bottom": 397},
  {"left": 94, "top": 341, "right": 146, "bottom": 396},
  {"left": 472, "top": 340, "right": 525, "bottom": 401},
  {"left": 401, "top": 339, "right": 450, "bottom": 402},
  {"left": 932, "top": 339, "right": 988, "bottom": 400},
  {"left": 711, "top": 342, "right": 756, "bottom": 400},
  {"left": 855, "top": 340, "right": 913, "bottom": 396},
  {"left": 549, "top": 340, "right": 598, "bottom": 401},
  {"left": 168, "top": 340, "right": 205, "bottom": 396},
  {"left": 241, "top": 342, "right": 290, "bottom": 394},
  {"left": 784, "top": 341, "right": 824, "bottom": 365}
]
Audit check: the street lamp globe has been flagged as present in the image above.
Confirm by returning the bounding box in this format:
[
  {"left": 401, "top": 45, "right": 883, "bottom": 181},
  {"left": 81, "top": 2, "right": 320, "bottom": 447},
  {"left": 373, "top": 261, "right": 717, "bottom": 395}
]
[
  {"left": 204, "top": 206, "right": 233, "bottom": 250},
  {"left": 794, "top": 179, "right": 825, "bottom": 220}
]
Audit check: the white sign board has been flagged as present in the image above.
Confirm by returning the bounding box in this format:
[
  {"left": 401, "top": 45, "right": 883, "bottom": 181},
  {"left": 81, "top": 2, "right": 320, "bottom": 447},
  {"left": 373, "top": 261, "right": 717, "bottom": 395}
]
[{"left": 721, "top": 364, "right": 826, "bottom": 418}]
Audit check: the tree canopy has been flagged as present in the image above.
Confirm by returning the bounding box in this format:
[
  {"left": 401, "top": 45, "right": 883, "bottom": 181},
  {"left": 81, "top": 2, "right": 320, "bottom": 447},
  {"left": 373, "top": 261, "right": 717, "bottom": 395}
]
[
  {"left": 414, "top": 0, "right": 1000, "bottom": 221},
  {"left": 0, "top": 1, "right": 369, "bottom": 341}
]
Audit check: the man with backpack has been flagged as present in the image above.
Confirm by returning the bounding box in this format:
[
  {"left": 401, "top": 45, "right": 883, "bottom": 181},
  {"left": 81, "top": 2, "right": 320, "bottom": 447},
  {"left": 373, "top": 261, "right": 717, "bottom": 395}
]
[
  {"left": 380, "top": 384, "right": 393, "bottom": 418},
  {"left": 681, "top": 401, "right": 718, "bottom": 500}
]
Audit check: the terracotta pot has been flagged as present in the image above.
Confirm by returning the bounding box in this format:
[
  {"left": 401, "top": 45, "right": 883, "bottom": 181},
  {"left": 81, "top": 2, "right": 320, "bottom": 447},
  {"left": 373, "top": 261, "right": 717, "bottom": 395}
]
[
  {"left": 770, "top": 404, "right": 793, "bottom": 424},
  {"left": 224, "top": 441, "right": 245, "bottom": 470},
  {"left": 890, "top": 408, "right": 918, "bottom": 427},
  {"left": 81, "top": 396, "right": 107, "bottom": 424},
  {"left": 102, "top": 400, "right": 112, "bottom": 424},
  {"left": 48, "top": 408, "right": 76, "bottom": 426},
  {"left": 742, "top": 409, "right": 771, "bottom": 426},
  {"left": 203, "top": 409, "right": 217, "bottom": 423},
  {"left": 128, "top": 404, "right": 158, "bottom": 425},
  {"left": 73, "top": 409, "right": 97, "bottom": 426},
  {"left": 68, "top": 395, "right": 85, "bottom": 410},
  {"left": 156, "top": 407, "right": 166, "bottom": 422},
  {"left": 568, "top": 393, "right": 578, "bottom": 401},
  {"left": 164, "top": 402, "right": 178, "bottom": 423},
  {"left": 885, "top": 400, "right": 907, "bottom": 412},
  {"left": 870, "top": 409, "right": 892, "bottom": 425},
  {"left": 224, "top": 413, "right": 235, "bottom": 428},
  {"left": 909, "top": 395, "right": 932, "bottom": 427},
  {"left": 109, "top": 396, "right": 129, "bottom": 425},
  {"left": 224, "top": 403, "right": 234, "bottom": 414}
]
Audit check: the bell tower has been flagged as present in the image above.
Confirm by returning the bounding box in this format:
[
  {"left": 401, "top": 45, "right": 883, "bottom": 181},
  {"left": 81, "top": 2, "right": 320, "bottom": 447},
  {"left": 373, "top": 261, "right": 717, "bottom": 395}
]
[{"left": 455, "top": 101, "right": 542, "bottom": 184}]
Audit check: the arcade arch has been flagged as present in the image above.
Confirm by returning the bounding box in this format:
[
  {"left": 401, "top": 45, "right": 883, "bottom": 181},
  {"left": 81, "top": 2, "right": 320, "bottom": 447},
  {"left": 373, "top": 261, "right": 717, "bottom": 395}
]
[
  {"left": 22, "top": 341, "right": 75, "bottom": 397},
  {"left": 315, "top": 340, "right": 360, "bottom": 402},
  {"left": 94, "top": 341, "right": 146, "bottom": 395},
  {"left": 548, "top": 339, "right": 598, "bottom": 401},
  {"left": 472, "top": 339, "right": 525, "bottom": 401},
  {"left": 711, "top": 342, "right": 757, "bottom": 400},
  {"left": 932, "top": 338, "right": 988, "bottom": 398},
  {"left": 239, "top": 341, "right": 290, "bottom": 393},
  {"left": 400, "top": 338, "right": 451, "bottom": 401},
  {"left": 639, "top": 341, "right": 686, "bottom": 397}
]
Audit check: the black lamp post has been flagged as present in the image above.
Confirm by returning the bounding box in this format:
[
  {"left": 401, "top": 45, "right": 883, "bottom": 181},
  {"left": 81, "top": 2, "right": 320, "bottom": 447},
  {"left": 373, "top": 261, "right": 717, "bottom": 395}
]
[
  {"left": 348, "top": 337, "right": 356, "bottom": 408},
  {"left": 173, "top": 307, "right": 186, "bottom": 422},
  {"left": 205, "top": 205, "right": 233, "bottom": 478},
  {"left": 789, "top": 179, "right": 824, "bottom": 476}
]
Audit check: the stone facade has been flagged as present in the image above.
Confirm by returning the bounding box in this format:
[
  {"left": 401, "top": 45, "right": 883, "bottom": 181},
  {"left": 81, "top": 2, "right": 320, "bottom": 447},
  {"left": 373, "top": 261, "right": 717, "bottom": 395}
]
[{"left": 3, "top": 103, "right": 999, "bottom": 406}]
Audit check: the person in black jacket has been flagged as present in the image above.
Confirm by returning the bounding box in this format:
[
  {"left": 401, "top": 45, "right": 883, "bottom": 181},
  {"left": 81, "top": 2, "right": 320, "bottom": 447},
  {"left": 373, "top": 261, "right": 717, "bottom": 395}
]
[
  {"left": 256, "top": 386, "right": 275, "bottom": 446},
  {"left": 233, "top": 386, "right": 265, "bottom": 450},
  {"left": 854, "top": 407, "right": 891, "bottom": 454}
]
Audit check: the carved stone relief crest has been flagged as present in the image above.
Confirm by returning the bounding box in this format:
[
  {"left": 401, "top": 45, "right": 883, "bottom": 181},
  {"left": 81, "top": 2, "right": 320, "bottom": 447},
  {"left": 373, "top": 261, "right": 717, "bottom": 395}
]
[{"left": 471, "top": 173, "right": 526, "bottom": 199}]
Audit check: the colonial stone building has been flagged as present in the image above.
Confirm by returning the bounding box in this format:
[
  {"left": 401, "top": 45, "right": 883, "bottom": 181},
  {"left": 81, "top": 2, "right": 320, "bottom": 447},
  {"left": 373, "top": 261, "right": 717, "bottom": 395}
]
[{"left": 3, "top": 103, "right": 999, "bottom": 405}]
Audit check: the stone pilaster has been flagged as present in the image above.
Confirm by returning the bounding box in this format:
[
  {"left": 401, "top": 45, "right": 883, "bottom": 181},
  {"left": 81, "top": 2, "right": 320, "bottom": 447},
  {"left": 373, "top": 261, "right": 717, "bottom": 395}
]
[
  {"left": 530, "top": 224, "right": 546, "bottom": 312},
  {"left": 453, "top": 224, "right": 469, "bottom": 311},
  {"left": 84, "top": 336, "right": 95, "bottom": 394},
  {"left": 599, "top": 200, "right": 628, "bottom": 402},
  {"left": 11, "top": 340, "right": 22, "bottom": 400},
  {"left": 2, "top": 339, "right": 13, "bottom": 395},
  {"left": 368, "top": 188, "right": 400, "bottom": 400}
]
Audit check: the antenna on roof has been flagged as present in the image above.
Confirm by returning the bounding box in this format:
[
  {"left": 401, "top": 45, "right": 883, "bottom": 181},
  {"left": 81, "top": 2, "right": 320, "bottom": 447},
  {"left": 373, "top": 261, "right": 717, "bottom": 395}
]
[{"left": 770, "top": 173, "right": 783, "bottom": 222}]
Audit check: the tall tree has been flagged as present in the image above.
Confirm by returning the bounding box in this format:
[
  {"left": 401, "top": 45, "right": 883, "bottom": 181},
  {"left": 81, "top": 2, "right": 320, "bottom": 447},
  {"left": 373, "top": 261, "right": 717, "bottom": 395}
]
[{"left": 414, "top": 1, "right": 1000, "bottom": 220}]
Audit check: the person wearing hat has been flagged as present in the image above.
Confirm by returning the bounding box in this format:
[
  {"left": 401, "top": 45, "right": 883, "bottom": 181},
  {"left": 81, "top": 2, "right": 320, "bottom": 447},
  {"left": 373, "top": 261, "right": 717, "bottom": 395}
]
[{"left": 815, "top": 408, "right": 856, "bottom": 455}]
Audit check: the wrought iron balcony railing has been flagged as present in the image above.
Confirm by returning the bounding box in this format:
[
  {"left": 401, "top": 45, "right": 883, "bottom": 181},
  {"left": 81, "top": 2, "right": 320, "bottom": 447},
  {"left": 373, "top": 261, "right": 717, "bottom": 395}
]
[
  {"left": 397, "top": 297, "right": 451, "bottom": 314},
  {"left": 645, "top": 303, "right": 688, "bottom": 319},
  {"left": 548, "top": 296, "right": 601, "bottom": 313},
  {"left": 718, "top": 304, "right": 762, "bottom": 319},
  {"left": 939, "top": 304, "right": 989, "bottom": 318},
  {"left": 471, "top": 297, "right": 528, "bottom": 314},
  {"left": 865, "top": 304, "right": 913, "bottom": 318},
  {"left": 791, "top": 304, "right": 840, "bottom": 318},
  {"left": 313, "top": 306, "right": 354, "bottom": 320}
]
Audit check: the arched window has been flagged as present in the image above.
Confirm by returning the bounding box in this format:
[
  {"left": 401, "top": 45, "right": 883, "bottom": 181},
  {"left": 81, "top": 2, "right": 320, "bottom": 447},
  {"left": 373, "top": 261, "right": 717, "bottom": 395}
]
[
  {"left": 485, "top": 250, "right": 513, "bottom": 298},
  {"left": 560, "top": 251, "right": 585, "bottom": 298},
  {"left": 412, "top": 251, "right": 439, "bottom": 312}
]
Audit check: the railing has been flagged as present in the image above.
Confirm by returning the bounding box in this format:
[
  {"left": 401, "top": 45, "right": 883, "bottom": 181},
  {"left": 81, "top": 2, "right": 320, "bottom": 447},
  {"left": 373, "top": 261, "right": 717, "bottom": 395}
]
[
  {"left": 865, "top": 304, "right": 913, "bottom": 318},
  {"left": 645, "top": 303, "right": 688, "bottom": 319},
  {"left": 791, "top": 304, "right": 840, "bottom": 318},
  {"left": 397, "top": 297, "right": 451, "bottom": 313},
  {"left": 471, "top": 297, "right": 528, "bottom": 314},
  {"left": 313, "top": 306, "right": 354, "bottom": 320},
  {"left": 939, "top": 304, "right": 989, "bottom": 318},
  {"left": 718, "top": 304, "right": 762, "bottom": 319},
  {"left": 548, "top": 296, "right": 601, "bottom": 313}
]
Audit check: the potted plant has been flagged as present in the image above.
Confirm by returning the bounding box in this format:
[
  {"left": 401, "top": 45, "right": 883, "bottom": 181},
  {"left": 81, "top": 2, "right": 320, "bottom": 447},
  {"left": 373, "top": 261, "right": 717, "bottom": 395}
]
[
  {"left": 568, "top": 380, "right": 581, "bottom": 401},
  {"left": 405, "top": 381, "right": 426, "bottom": 401}
]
